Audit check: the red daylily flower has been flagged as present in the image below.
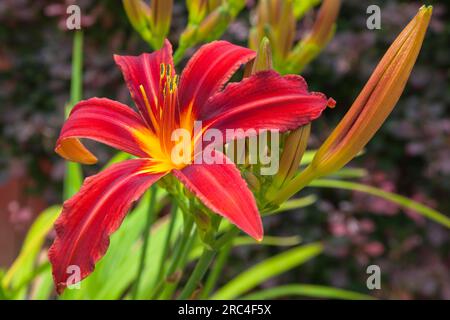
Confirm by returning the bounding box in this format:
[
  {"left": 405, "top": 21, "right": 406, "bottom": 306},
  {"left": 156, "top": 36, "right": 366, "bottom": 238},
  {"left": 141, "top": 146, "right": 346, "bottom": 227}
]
[{"left": 49, "top": 40, "right": 331, "bottom": 293}]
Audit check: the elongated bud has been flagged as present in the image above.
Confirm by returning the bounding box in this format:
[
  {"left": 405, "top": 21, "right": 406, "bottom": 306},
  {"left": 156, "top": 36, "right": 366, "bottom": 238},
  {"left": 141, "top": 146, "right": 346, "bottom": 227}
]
[
  {"left": 186, "top": 0, "right": 209, "bottom": 24},
  {"left": 305, "top": 0, "right": 341, "bottom": 48},
  {"left": 311, "top": 5, "right": 432, "bottom": 176},
  {"left": 208, "top": 0, "right": 222, "bottom": 11},
  {"left": 196, "top": 6, "right": 231, "bottom": 42},
  {"left": 227, "top": 0, "right": 246, "bottom": 17},
  {"left": 178, "top": 24, "right": 197, "bottom": 52},
  {"left": 250, "top": 0, "right": 295, "bottom": 63},
  {"left": 277, "top": 0, "right": 296, "bottom": 60},
  {"left": 272, "top": 6, "right": 432, "bottom": 205},
  {"left": 244, "top": 171, "right": 261, "bottom": 193},
  {"left": 287, "top": 0, "right": 341, "bottom": 73},
  {"left": 123, "top": 0, "right": 151, "bottom": 32},
  {"left": 252, "top": 37, "right": 273, "bottom": 73},
  {"left": 150, "top": 0, "right": 173, "bottom": 42},
  {"left": 269, "top": 124, "right": 311, "bottom": 191}
]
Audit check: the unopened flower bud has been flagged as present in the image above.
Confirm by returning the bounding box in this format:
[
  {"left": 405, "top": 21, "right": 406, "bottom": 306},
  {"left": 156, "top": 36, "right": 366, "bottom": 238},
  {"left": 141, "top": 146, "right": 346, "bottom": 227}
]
[
  {"left": 287, "top": 0, "right": 341, "bottom": 73},
  {"left": 244, "top": 171, "right": 261, "bottom": 193},
  {"left": 196, "top": 6, "right": 231, "bottom": 42},
  {"left": 273, "top": 6, "right": 432, "bottom": 205},
  {"left": 250, "top": 0, "right": 295, "bottom": 64},
  {"left": 311, "top": 5, "right": 432, "bottom": 176},
  {"left": 186, "top": 0, "right": 209, "bottom": 24},
  {"left": 122, "top": 0, "right": 151, "bottom": 33},
  {"left": 270, "top": 124, "right": 310, "bottom": 192},
  {"left": 251, "top": 37, "right": 273, "bottom": 74},
  {"left": 150, "top": 0, "right": 173, "bottom": 46},
  {"left": 304, "top": 0, "right": 341, "bottom": 48}
]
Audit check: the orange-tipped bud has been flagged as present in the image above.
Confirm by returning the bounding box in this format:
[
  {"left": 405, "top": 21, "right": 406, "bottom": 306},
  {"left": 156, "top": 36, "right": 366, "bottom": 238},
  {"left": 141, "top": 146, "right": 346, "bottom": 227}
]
[
  {"left": 311, "top": 5, "right": 432, "bottom": 176},
  {"left": 272, "top": 6, "right": 432, "bottom": 205},
  {"left": 150, "top": 0, "right": 173, "bottom": 42}
]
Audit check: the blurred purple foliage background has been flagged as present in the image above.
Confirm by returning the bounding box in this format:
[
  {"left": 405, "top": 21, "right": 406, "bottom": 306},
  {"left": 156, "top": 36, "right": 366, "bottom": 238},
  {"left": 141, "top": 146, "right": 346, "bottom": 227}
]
[{"left": 0, "top": 0, "right": 448, "bottom": 299}]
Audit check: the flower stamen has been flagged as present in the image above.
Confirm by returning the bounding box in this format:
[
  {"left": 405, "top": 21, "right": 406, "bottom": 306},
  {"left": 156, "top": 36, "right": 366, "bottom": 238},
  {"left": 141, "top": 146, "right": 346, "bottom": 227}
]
[{"left": 139, "top": 84, "right": 160, "bottom": 134}]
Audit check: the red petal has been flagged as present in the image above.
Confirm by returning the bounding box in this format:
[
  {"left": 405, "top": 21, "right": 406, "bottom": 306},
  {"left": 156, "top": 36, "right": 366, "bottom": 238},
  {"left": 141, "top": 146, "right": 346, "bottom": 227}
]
[
  {"left": 48, "top": 159, "right": 165, "bottom": 294},
  {"left": 173, "top": 150, "right": 263, "bottom": 240},
  {"left": 55, "top": 98, "right": 153, "bottom": 163},
  {"left": 178, "top": 41, "right": 255, "bottom": 117},
  {"left": 200, "top": 70, "right": 329, "bottom": 140},
  {"left": 114, "top": 40, "right": 173, "bottom": 128}
]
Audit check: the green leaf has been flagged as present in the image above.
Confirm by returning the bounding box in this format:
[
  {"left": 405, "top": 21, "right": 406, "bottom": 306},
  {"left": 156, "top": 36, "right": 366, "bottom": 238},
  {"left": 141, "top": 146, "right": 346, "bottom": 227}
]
[
  {"left": 329, "top": 168, "right": 368, "bottom": 179},
  {"left": 189, "top": 235, "right": 303, "bottom": 262},
  {"left": 0, "top": 270, "right": 10, "bottom": 299},
  {"left": 63, "top": 31, "right": 84, "bottom": 200},
  {"left": 269, "top": 194, "right": 317, "bottom": 214},
  {"left": 310, "top": 179, "right": 450, "bottom": 228},
  {"left": 211, "top": 242, "right": 323, "bottom": 299},
  {"left": 234, "top": 235, "right": 302, "bottom": 247},
  {"left": 242, "top": 284, "right": 375, "bottom": 300},
  {"left": 300, "top": 150, "right": 365, "bottom": 167},
  {"left": 2, "top": 206, "right": 61, "bottom": 296},
  {"left": 28, "top": 264, "right": 54, "bottom": 300}
]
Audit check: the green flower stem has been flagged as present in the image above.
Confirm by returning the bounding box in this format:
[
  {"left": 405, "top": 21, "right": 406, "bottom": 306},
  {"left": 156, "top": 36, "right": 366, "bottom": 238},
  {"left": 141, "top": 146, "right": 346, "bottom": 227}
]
[
  {"left": 150, "top": 214, "right": 194, "bottom": 299},
  {"left": 154, "top": 204, "right": 178, "bottom": 286},
  {"left": 132, "top": 187, "right": 158, "bottom": 299},
  {"left": 167, "top": 216, "right": 194, "bottom": 275},
  {"left": 200, "top": 240, "right": 233, "bottom": 299},
  {"left": 159, "top": 227, "right": 197, "bottom": 299},
  {"left": 63, "top": 30, "right": 84, "bottom": 200},
  {"left": 270, "top": 165, "right": 318, "bottom": 205},
  {"left": 177, "top": 248, "right": 216, "bottom": 300},
  {"left": 177, "top": 227, "right": 240, "bottom": 300}
]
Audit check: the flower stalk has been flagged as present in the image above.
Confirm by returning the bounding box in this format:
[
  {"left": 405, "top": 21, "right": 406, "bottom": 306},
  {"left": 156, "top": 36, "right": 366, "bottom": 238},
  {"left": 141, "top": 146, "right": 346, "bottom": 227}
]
[
  {"left": 64, "top": 30, "right": 84, "bottom": 200},
  {"left": 132, "top": 187, "right": 158, "bottom": 299}
]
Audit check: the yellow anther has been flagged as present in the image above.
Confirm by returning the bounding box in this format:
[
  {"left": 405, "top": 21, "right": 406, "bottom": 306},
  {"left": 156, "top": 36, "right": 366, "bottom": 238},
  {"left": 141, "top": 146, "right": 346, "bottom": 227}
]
[
  {"left": 139, "top": 84, "right": 160, "bottom": 133},
  {"left": 160, "top": 63, "right": 166, "bottom": 78},
  {"left": 169, "top": 75, "right": 178, "bottom": 93}
]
